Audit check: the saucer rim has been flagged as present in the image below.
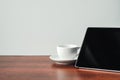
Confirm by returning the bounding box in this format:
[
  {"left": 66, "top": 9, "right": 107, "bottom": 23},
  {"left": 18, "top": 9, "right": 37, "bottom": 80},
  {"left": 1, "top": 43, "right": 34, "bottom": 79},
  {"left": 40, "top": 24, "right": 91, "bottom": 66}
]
[{"left": 49, "top": 54, "right": 77, "bottom": 61}]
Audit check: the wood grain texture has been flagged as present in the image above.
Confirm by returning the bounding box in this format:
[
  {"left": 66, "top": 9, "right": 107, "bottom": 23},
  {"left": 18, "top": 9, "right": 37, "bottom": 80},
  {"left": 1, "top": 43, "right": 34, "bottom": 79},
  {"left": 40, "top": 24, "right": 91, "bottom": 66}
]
[{"left": 0, "top": 56, "right": 120, "bottom": 80}]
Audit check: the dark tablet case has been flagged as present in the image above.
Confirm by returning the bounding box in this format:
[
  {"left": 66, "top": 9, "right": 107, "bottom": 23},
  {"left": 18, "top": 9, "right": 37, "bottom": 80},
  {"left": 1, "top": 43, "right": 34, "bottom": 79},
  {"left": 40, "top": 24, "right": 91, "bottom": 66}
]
[{"left": 75, "top": 27, "right": 120, "bottom": 72}]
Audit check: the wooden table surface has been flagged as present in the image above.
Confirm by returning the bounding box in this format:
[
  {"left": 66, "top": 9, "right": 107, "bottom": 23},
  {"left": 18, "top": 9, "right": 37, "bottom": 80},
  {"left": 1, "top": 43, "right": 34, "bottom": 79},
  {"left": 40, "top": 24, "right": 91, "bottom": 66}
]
[{"left": 0, "top": 56, "right": 120, "bottom": 80}]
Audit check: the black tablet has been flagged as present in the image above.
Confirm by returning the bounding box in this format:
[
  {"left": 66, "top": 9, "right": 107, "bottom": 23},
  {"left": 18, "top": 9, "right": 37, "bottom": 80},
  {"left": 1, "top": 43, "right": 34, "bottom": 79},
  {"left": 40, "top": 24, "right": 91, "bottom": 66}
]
[{"left": 75, "top": 27, "right": 120, "bottom": 72}]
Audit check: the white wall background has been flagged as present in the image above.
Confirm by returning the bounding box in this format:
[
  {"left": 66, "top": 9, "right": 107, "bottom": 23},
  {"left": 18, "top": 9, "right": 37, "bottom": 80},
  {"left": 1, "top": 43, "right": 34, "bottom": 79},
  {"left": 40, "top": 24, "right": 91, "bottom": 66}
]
[{"left": 0, "top": 0, "right": 120, "bottom": 55}]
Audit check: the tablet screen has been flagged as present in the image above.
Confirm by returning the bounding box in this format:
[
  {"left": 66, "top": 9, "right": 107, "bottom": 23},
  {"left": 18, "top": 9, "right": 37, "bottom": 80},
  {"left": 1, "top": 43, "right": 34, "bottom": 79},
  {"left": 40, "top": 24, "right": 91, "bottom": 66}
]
[{"left": 75, "top": 27, "right": 120, "bottom": 71}]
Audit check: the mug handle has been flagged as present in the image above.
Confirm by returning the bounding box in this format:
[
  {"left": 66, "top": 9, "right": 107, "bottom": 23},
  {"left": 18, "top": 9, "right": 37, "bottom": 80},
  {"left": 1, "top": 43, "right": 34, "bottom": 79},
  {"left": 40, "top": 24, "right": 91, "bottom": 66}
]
[{"left": 75, "top": 47, "right": 81, "bottom": 59}]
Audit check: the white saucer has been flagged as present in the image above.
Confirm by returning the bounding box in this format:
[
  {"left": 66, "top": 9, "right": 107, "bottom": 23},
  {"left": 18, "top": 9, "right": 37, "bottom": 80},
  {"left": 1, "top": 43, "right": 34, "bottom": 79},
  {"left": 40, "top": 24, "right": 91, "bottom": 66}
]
[{"left": 49, "top": 55, "right": 77, "bottom": 65}]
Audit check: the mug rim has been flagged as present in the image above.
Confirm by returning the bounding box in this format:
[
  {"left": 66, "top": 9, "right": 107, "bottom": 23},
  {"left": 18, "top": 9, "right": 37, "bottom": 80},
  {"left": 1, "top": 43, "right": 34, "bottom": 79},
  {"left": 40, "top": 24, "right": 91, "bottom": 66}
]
[{"left": 57, "top": 44, "right": 78, "bottom": 48}]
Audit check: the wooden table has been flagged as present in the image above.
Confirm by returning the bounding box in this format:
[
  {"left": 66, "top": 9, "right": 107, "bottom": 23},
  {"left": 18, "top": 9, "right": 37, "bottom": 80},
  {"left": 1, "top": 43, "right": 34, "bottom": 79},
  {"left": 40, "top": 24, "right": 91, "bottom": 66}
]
[{"left": 0, "top": 56, "right": 120, "bottom": 80}]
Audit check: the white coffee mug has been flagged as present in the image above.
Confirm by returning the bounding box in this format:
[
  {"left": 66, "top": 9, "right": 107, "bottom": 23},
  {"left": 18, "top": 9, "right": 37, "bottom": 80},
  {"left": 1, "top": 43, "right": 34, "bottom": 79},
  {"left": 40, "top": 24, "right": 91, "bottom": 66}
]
[{"left": 57, "top": 44, "right": 80, "bottom": 60}]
